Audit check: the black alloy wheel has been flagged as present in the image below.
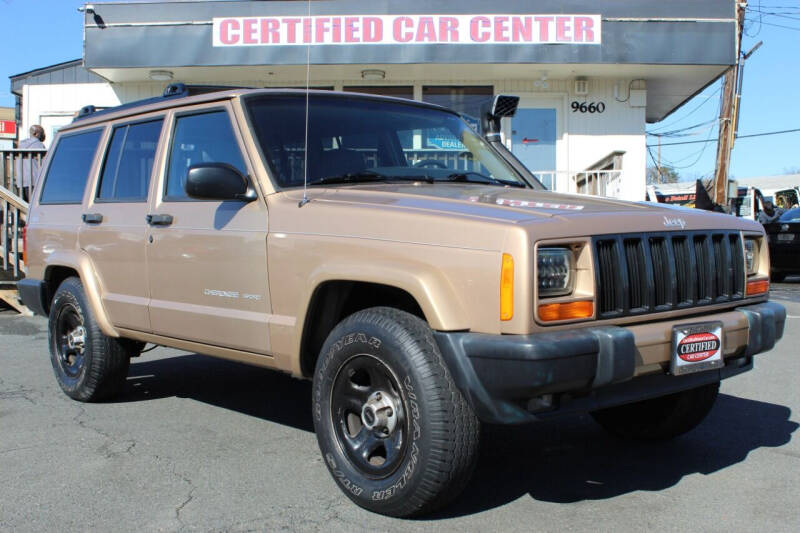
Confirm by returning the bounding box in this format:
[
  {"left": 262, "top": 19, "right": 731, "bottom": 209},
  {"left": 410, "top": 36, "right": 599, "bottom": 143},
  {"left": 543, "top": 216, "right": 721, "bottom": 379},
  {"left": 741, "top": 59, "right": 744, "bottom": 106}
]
[
  {"left": 53, "top": 302, "right": 88, "bottom": 379},
  {"left": 331, "top": 355, "right": 408, "bottom": 479}
]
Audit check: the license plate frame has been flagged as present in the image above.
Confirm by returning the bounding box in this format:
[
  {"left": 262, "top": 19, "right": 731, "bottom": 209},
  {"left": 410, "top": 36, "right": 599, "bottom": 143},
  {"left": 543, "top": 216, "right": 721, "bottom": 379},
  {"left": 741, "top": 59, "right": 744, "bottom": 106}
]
[
  {"left": 670, "top": 321, "right": 724, "bottom": 376},
  {"left": 777, "top": 233, "right": 795, "bottom": 241}
]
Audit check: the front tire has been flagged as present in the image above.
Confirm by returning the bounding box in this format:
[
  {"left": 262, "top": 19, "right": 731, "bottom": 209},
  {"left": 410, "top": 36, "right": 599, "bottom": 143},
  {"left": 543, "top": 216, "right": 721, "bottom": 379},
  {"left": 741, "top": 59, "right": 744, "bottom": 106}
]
[
  {"left": 312, "top": 307, "right": 480, "bottom": 517},
  {"left": 591, "top": 381, "right": 720, "bottom": 441},
  {"left": 48, "top": 277, "right": 134, "bottom": 402},
  {"left": 771, "top": 271, "right": 786, "bottom": 283}
]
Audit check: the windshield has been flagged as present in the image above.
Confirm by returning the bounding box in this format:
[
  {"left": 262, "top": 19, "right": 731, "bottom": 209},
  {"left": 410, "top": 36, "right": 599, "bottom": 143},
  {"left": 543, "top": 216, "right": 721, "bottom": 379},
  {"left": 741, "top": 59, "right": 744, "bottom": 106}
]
[{"left": 245, "top": 94, "right": 530, "bottom": 189}]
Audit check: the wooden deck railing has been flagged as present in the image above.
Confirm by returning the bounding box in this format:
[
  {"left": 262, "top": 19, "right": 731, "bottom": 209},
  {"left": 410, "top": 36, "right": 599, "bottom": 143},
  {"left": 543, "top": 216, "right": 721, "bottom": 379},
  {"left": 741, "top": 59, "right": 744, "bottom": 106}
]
[{"left": 1, "top": 148, "right": 45, "bottom": 278}]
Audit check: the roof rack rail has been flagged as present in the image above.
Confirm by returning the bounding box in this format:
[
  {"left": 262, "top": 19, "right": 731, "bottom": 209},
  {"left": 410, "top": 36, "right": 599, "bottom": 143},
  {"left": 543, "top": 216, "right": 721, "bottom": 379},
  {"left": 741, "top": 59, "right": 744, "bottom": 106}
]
[
  {"left": 76, "top": 105, "right": 97, "bottom": 119},
  {"left": 72, "top": 84, "right": 252, "bottom": 123}
]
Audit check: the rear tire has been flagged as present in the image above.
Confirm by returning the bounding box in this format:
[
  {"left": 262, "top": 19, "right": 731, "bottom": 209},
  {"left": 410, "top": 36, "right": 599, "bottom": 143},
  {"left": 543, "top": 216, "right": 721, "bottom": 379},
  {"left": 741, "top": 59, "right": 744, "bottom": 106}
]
[
  {"left": 591, "top": 382, "right": 720, "bottom": 441},
  {"left": 312, "top": 307, "right": 480, "bottom": 517},
  {"left": 48, "top": 277, "right": 134, "bottom": 402}
]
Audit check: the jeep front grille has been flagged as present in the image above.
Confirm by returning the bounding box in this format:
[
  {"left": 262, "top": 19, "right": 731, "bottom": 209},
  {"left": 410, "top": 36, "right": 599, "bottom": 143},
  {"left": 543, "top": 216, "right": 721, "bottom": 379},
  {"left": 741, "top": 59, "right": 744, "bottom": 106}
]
[{"left": 593, "top": 231, "right": 745, "bottom": 319}]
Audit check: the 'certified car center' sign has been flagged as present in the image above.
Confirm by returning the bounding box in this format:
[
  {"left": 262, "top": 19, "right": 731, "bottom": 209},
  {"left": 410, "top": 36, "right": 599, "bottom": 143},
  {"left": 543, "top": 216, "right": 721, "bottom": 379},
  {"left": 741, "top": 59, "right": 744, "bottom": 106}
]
[{"left": 213, "top": 14, "right": 601, "bottom": 46}]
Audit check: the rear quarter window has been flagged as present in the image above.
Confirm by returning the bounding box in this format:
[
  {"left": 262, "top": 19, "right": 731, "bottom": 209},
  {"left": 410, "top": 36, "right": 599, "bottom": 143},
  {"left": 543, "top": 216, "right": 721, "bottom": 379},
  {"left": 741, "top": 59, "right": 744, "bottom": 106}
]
[
  {"left": 40, "top": 129, "right": 104, "bottom": 204},
  {"left": 97, "top": 119, "right": 163, "bottom": 202}
]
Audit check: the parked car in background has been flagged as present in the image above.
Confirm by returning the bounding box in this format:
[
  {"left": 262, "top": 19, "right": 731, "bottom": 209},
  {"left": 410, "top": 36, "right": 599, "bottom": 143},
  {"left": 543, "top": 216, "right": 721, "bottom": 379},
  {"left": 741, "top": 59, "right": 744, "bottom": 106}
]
[
  {"left": 732, "top": 175, "right": 800, "bottom": 221},
  {"left": 764, "top": 207, "right": 800, "bottom": 282}
]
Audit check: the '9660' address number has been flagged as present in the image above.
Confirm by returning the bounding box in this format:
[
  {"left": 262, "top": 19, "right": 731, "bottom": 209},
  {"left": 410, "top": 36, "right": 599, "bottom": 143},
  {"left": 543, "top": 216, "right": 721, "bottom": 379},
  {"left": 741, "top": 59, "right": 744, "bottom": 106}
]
[{"left": 571, "top": 101, "right": 606, "bottom": 113}]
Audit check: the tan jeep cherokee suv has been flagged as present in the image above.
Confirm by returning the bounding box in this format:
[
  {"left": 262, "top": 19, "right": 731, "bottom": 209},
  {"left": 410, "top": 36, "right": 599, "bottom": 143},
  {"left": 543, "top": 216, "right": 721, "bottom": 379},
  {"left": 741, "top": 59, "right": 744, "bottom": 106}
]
[{"left": 19, "top": 85, "right": 786, "bottom": 517}]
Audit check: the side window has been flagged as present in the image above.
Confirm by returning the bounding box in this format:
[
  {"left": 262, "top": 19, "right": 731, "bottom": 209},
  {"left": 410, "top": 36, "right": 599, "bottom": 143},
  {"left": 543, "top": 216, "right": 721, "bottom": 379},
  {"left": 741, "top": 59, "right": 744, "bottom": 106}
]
[
  {"left": 165, "top": 110, "right": 246, "bottom": 200},
  {"left": 39, "top": 129, "right": 103, "bottom": 204},
  {"left": 97, "top": 119, "right": 163, "bottom": 202}
]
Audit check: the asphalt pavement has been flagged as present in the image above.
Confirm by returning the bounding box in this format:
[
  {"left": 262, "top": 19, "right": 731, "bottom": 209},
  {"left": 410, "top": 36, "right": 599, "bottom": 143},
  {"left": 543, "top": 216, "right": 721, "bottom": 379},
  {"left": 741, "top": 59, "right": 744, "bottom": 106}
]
[{"left": 1, "top": 282, "right": 799, "bottom": 532}]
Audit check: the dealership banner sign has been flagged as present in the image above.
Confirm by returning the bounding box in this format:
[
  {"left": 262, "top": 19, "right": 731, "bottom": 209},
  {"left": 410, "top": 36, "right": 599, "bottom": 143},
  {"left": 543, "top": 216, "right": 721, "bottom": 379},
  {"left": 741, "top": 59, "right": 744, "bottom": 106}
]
[{"left": 213, "top": 14, "right": 601, "bottom": 46}]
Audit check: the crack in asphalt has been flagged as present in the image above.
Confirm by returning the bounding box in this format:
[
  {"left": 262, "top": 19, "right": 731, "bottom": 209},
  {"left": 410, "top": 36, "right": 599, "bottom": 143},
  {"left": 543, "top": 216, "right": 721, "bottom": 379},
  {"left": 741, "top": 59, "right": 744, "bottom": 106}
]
[
  {"left": 72, "top": 404, "right": 138, "bottom": 459},
  {"left": 172, "top": 465, "right": 197, "bottom": 528},
  {"left": 69, "top": 403, "right": 202, "bottom": 529},
  {"left": 0, "top": 389, "right": 39, "bottom": 404},
  {"left": 0, "top": 444, "right": 45, "bottom": 455},
  {"left": 190, "top": 495, "right": 356, "bottom": 532},
  {"left": 71, "top": 403, "right": 198, "bottom": 528},
  {"left": 0, "top": 377, "right": 40, "bottom": 405}
]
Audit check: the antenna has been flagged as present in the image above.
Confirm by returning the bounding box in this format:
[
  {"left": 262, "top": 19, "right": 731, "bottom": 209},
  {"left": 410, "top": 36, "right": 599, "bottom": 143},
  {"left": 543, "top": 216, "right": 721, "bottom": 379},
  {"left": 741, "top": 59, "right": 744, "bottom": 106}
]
[{"left": 298, "top": 0, "right": 312, "bottom": 208}]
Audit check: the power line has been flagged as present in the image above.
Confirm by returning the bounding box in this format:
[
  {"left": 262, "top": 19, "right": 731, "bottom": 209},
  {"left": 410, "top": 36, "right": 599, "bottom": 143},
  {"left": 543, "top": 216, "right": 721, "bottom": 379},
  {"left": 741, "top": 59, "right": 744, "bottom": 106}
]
[
  {"left": 648, "top": 127, "right": 800, "bottom": 147},
  {"left": 757, "top": 11, "right": 800, "bottom": 21},
  {"left": 660, "top": 122, "right": 719, "bottom": 169},
  {"left": 748, "top": 6, "right": 800, "bottom": 20},
  {"left": 751, "top": 3, "right": 800, "bottom": 10},
  {"left": 647, "top": 118, "right": 717, "bottom": 137},
  {"left": 648, "top": 85, "right": 722, "bottom": 133},
  {"left": 745, "top": 0, "right": 764, "bottom": 36},
  {"left": 756, "top": 20, "right": 800, "bottom": 31}
]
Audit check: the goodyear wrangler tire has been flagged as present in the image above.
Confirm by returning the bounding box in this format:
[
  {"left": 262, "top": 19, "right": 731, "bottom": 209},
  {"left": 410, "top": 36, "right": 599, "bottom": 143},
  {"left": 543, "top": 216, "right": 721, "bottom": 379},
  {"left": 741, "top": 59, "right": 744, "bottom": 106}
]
[
  {"left": 312, "top": 307, "right": 480, "bottom": 517},
  {"left": 591, "top": 381, "right": 720, "bottom": 441},
  {"left": 48, "top": 277, "right": 133, "bottom": 402}
]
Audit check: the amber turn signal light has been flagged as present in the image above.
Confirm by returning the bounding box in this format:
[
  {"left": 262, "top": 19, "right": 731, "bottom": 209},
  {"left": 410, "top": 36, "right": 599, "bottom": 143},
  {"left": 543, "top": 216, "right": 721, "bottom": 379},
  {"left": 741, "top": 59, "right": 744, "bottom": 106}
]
[
  {"left": 500, "top": 253, "right": 514, "bottom": 321},
  {"left": 538, "top": 300, "right": 594, "bottom": 322},
  {"left": 746, "top": 279, "right": 769, "bottom": 296}
]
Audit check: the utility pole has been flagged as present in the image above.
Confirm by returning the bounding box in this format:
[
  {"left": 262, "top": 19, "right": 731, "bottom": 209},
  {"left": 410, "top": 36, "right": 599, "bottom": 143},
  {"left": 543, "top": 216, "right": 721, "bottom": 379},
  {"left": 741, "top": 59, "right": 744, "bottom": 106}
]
[
  {"left": 713, "top": 1, "right": 747, "bottom": 206},
  {"left": 657, "top": 136, "right": 662, "bottom": 183}
]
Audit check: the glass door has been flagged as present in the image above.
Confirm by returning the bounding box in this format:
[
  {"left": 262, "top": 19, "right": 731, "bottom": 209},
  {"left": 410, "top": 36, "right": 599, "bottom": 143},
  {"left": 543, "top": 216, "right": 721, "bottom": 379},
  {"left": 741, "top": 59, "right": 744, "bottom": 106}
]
[
  {"left": 507, "top": 96, "right": 564, "bottom": 191},
  {"left": 511, "top": 109, "right": 557, "bottom": 189}
]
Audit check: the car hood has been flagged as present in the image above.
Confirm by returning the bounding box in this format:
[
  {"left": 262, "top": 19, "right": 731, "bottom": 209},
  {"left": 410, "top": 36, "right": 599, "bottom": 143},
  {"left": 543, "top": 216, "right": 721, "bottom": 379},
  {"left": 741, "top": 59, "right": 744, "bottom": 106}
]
[
  {"left": 269, "top": 184, "right": 764, "bottom": 251},
  {"left": 285, "top": 183, "right": 758, "bottom": 225}
]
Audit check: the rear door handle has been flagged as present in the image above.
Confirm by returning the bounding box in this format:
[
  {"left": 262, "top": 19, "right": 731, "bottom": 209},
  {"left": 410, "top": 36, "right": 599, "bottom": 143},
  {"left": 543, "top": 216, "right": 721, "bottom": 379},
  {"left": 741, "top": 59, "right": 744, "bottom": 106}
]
[
  {"left": 82, "top": 213, "right": 103, "bottom": 224},
  {"left": 146, "top": 214, "right": 174, "bottom": 226}
]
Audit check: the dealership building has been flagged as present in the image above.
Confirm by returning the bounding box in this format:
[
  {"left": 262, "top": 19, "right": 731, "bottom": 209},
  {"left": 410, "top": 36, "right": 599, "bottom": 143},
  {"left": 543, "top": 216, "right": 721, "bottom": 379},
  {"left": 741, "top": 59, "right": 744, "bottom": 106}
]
[{"left": 10, "top": 0, "right": 739, "bottom": 201}]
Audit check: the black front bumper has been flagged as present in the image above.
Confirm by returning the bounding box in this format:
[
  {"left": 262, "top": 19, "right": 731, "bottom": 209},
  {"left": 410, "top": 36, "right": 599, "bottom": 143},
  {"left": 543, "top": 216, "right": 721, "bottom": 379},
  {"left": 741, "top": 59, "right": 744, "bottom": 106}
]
[{"left": 434, "top": 302, "right": 786, "bottom": 424}]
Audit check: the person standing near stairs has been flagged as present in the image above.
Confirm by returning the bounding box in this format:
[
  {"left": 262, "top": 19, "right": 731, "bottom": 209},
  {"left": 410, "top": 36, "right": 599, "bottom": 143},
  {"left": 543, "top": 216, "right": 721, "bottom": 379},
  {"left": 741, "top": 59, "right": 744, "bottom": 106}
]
[{"left": 16, "top": 125, "right": 46, "bottom": 202}]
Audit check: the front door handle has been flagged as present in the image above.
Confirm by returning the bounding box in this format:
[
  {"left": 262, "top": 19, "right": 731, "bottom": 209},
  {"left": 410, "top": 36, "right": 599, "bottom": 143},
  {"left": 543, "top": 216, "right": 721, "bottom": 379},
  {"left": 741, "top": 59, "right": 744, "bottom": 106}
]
[
  {"left": 146, "top": 214, "right": 174, "bottom": 226},
  {"left": 82, "top": 213, "right": 103, "bottom": 224}
]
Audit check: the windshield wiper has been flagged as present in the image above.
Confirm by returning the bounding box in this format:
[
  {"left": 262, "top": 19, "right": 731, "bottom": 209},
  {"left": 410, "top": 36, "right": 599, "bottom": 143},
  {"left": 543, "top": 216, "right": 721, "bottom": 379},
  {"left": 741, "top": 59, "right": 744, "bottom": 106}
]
[
  {"left": 444, "top": 172, "right": 525, "bottom": 188},
  {"left": 307, "top": 171, "right": 389, "bottom": 186},
  {"left": 309, "top": 171, "right": 436, "bottom": 186}
]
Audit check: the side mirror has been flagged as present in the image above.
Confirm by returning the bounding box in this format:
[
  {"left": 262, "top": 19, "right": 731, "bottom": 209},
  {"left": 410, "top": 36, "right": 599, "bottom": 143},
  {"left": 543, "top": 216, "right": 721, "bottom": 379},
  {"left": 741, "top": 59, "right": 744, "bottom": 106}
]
[{"left": 185, "top": 163, "right": 256, "bottom": 202}]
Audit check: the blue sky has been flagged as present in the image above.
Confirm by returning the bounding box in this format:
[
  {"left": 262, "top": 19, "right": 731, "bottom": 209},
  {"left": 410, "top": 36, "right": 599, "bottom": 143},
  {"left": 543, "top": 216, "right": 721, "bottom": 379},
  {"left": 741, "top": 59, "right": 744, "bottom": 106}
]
[
  {"left": 1, "top": 0, "right": 798, "bottom": 179},
  {"left": 647, "top": 2, "right": 800, "bottom": 180}
]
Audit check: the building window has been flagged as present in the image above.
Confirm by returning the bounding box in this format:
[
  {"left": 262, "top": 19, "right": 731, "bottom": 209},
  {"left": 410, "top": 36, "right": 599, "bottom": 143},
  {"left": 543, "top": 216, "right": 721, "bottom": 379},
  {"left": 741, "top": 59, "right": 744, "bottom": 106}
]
[
  {"left": 343, "top": 86, "right": 414, "bottom": 100},
  {"left": 422, "top": 86, "right": 493, "bottom": 131}
]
